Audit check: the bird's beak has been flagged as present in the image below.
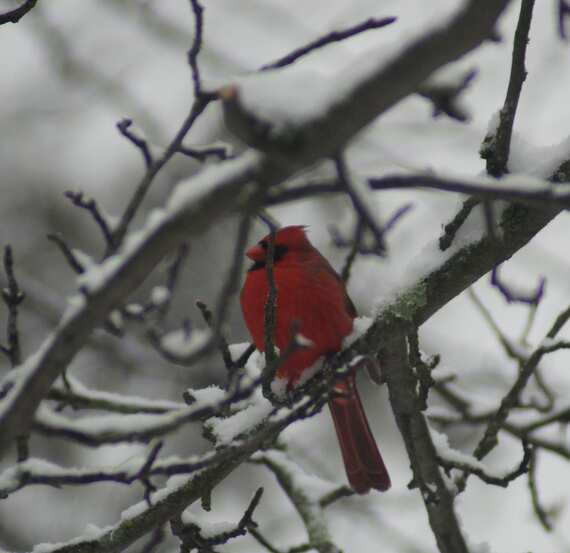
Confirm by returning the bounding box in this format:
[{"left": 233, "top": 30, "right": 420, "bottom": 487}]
[{"left": 246, "top": 244, "right": 265, "bottom": 261}]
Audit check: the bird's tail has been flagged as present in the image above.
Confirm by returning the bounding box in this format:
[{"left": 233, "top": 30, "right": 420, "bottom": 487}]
[{"left": 328, "top": 373, "right": 391, "bottom": 493}]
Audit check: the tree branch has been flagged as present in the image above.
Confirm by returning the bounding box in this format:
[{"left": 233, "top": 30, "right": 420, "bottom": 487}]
[
  {"left": 378, "top": 328, "right": 469, "bottom": 553},
  {"left": 481, "top": 0, "right": 535, "bottom": 177},
  {"left": 0, "top": 0, "right": 37, "bottom": 25},
  {"left": 260, "top": 16, "right": 397, "bottom": 71}
]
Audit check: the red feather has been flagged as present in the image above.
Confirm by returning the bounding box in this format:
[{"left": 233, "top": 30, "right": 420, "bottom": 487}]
[{"left": 240, "top": 226, "right": 390, "bottom": 493}]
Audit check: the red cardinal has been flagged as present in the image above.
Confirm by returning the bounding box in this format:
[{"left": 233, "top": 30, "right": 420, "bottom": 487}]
[{"left": 240, "top": 225, "right": 390, "bottom": 493}]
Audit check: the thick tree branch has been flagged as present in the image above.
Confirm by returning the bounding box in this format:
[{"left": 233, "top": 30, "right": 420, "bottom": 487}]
[
  {"left": 0, "top": 0, "right": 37, "bottom": 25},
  {"left": 0, "top": 0, "right": 516, "bottom": 481},
  {"left": 378, "top": 328, "right": 469, "bottom": 553},
  {"left": 224, "top": 0, "right": 511, "bottom": 161}
]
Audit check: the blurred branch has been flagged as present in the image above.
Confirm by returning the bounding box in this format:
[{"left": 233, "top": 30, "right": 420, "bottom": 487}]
[
  {"left": 442, "top": 0, "right": 534, "bottom": 250},
  {"left": 48, "top": 373, "right": 184, "bottom": 414},
  {"left": 466, "top": 304, "right": 570, "bottom": 470},
  {"left": 418, "top": 69, "right": 477, "bottom": 122},
  {"left": 64, "top": 191, "right": 115, "bottom": 249},
  {"left": 528, "top": 449, "right": 553, "bottom": 531},
  {"left": 369, "top": 172, "right": 570, "bottom": 206},
  {"left": 171, "top": 488, "right": 263, "bottom": 551},
  {"left": 108, "top": 0, "right": 217, "bottom": 254},
  {"left": 437, "top": 439, "right": 531, "bottom": 488},
  {"left": 30, "top": 7, "right": 164, "bottom": 140},
  {"left": 11, "top": 385, "right": 329, "bottom": 553},
  {"left": 177, "top": 142, "right": 234, "bottom": 162},
  {"left": 260, "top": 16, "right": 397, "bottom": 70},
  {"left": 255, "top": 451, "right": 341, "bottom": 553},
  {"left": 1, "top": 247, "right": 24, "bottom": 367},
  {"left": 0, "top": 0, "right": 37, "bottom": 25},
  {"left": 335, "top": 155, "right": 385, "bottom": 255},
  {"left": 262, "top": 224, "right": 278, "bottom": 400},
  {"left": 117, "top": 119, "right": 154, "bottom": 169},
  {"left": 559, "top": 0, "right": 570, "bottom": 39},
  {"left": 47, "top": 234, "right": 85, "bottom": 274},
  {"left": 0, "top": 0, "right": 523, "bottom": 500}
]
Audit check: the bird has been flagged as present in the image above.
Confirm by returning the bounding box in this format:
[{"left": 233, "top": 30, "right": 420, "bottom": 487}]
[{"left": 240, "top": 225, "right": 390, "bottom": 493}]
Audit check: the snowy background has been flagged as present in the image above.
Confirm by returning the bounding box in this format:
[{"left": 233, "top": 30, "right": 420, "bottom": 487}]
[{"left": 0, "top": 0, "right": 569, "bottom": 552}]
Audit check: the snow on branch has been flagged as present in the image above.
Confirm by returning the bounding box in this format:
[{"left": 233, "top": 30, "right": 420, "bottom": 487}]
[
  {"left": 222, "top": 0, "right": 511, "bottom": 161},
  {"left": 0, "top": 0, "right": 515, "bottom": 457},
  {"left": 48, "top": 373, "right": 185, "bottom": 414},
  {"left": 12, "top": 389, "right": 329, "bottom": 553},
  {"left": 0, "top": 152, "right": 263, "bottom": 454},
  {"left": 252, "top": 450, "right": 342, "bottom": 553}
]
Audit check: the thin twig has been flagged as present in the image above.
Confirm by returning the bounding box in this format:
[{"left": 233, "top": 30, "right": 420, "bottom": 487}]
[
  {"left": 340, "top": 220, "right": 364, "bottom": 283},
  {"left": 188, "top": 0, "right": 209, "bottom": 99},
  {"left": 1, "top": 247, "right": 24, "bottom": 367},
  {"left": 458, "top": 304, "right": 570, "bottom": 489},
  {"left": 64, "top": 191, "right": 115, "bottom": 248},
  {"left": 335, "top": 155, "right": 385, "bottom": 255},
  {"left": 109, "top": 97, "right": 213, "bottom": 255},
  {"left": 117, "top": 119, "right": 154, "bottom": 169},
  {"left": 47, "top": 234, "right": 85, "bottom": 274},
  {"left": 528, "top": 449, "right": 553, "bottom": 531},
  {"left": 261, "top": 17, "right": 396, "bottom": 70},
  {"left": 108, "top": 0, "right": 215, "bottom": 255},
  {"left": 439, "top": 197, "right": 480, "bottom": 251},
  {"left": 262, "top": 224, "right": 279, "bottom": 399},
  {"left": 418, "top": 69, "right": 477, "bottom": 122},
  {"left": 438, "top": 439, "right": 531, "bottom": 488},
  {"left": 177, "top": 144, "right": 233, "bottom": 162},
  {"left": 491, "top": 265, "right": 545, "bottom": 305},
  {"left": 156, "top": 242, "right": 190, "bottom": 320},
  {"left": 196, "top": 300, "right": 233, "bottom": 372},
  {"left": 481, "top": 0, "right": 535, "bottom": 177}
]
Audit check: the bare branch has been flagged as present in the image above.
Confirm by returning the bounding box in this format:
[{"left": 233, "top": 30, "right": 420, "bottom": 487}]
[
  {"left": 481, "top": 0, "right": 535, "bottom": 177},
  {"left": 64, "top": 191, "right": 115, "bottom": 249},
  {"left": 457, "top": 303, "right": 570, "bottom": 489},
  {"left": 418, "top": 69, "right": 477, "bottom": 122},
  {"left": 262, "top": 223, "right": 278, "bottom": 399},
  {"left": 0, "top": 0, "right": 37, "bottom": 25},
  {"left": 171, "top": 488, "right": 264, "bottom": 550},
  {"left": 117, "top": 119, "right": 154, "bottom": 169},
  {"left": 438, "top": 440, "right": 531, "bottom": 488},
  {"left": 261, "top": 17, "right": 397, "bottom": 71},
  {"left": 176, "top": 143, "right": 233, "bottom": 162},
  {"left": 490, "top": 265, "right": 545, "bottom": 305},
  {"left": 47, "top": 234, "right": 85, "bottom": 275},
  {"left": 528, "top": 449, "right": 553, "bottom": 531},
  {"left": 335, "top": 155, "right": 385, "bottom": 255},
  {"left": 378, "top": 328, "right": 469, "bottom": 553},
  {"left": 1, "top": 247, "right": 24, "bottom": 367}
]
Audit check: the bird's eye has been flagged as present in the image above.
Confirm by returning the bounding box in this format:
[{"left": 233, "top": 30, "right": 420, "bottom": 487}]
[{"left": 259, "top": 241, "right": 268, "bottom": 250}]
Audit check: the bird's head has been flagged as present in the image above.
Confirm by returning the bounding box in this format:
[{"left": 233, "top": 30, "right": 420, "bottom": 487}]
[{"left": 246, "top": 225, "right": 311, "bottom": 270}]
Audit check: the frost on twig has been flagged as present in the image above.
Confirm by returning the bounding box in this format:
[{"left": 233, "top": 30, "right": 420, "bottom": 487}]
[
  {"left": 171, "top": 487, "right": 264, "bottom": 551},
  {"left": 253, "top": 449, "right": 342, "bottom": 553}
]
